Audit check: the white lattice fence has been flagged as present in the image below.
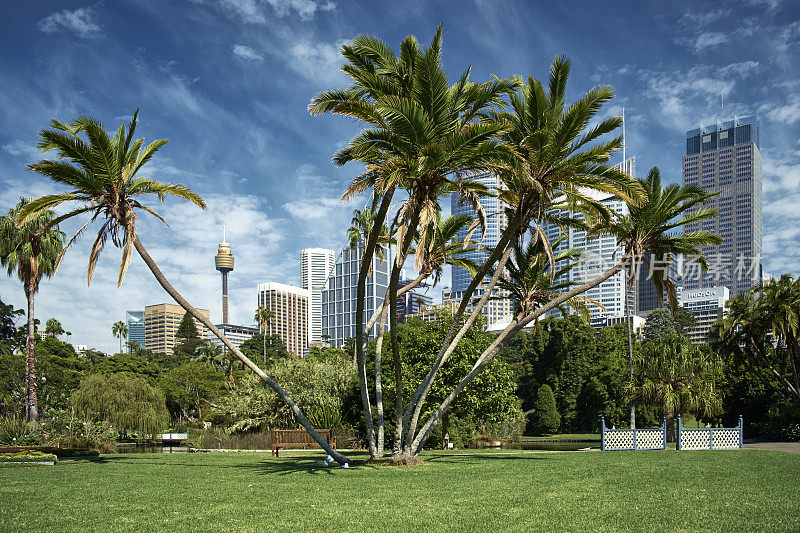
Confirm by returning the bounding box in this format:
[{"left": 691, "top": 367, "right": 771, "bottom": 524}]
[
  {"left": 677, "top": 416, "right": 743, "bottom": 451},
  {"left": 601, "top": 417, "right": 666, "bottom": 451}
]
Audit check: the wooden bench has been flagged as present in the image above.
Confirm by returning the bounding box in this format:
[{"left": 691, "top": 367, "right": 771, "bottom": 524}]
[{"left": 270, "top": 428, "right": 334, "bottom": 457}]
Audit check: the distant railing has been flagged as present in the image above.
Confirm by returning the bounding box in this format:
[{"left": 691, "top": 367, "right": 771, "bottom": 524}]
[
  {"left": 270, "top": 429, "right": 334, "bottom": 457},
  {"left": 601, "top": 417, "right": 666, "bottom": 451},
  {"left": 161, "top": 432, "right": 189, "bottom": 442},
  {"left": 677, "top": 415, "right": 743, "bottom": 450}
]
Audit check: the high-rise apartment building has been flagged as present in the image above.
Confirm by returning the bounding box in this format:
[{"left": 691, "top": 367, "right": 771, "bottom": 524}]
[
  {"left": 397, "top": 278, "right": 433, "bottom": 323},
  {"left": 257, "top": 282, "right": 310, "bottom": 357},
  {"left": 301, "top": 248, "right": 336, "bottom": 344},
  {"left": 543, "top": 158, "right": 638, "bottom": 323},
  {"left": 682, "top": 116, "right": 762, "bottom": 296},
  {"left": 451, "top": 171, "right": 508, "bottom": 293},
  {"left": 636, "top": 253, "right": 683, "bottom": 315},
  {"left": 125, "top": 310, "right": 145, "bottom": 352},
  {"left": 322, "top": 241, "right": 391, "bottom": 348},
  {"left": 144, "top": 303, "right": 209, "bottom": 355}
]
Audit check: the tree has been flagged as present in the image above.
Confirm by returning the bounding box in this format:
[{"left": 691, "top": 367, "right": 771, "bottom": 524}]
[
  {"left": 642, "top": 308, "right": 680, "bottom": 343},
  {"left": 532, "top": 384, "right": 560, "bottom": 435},
  {"left": 0, "top": 197, "right": 64, "bottom": 420},
  {"left": 159, "top": 362, "right": 226, "bottom": 420},
  {"left": 254, "top": 306, "right": 275, "bottom": 365},
  {"left": 92, "top": 353, "right": 161, "bottom": 383},
  {"left": 72, "top": 373, "right": 169, "bottom": 439},
  {"left": 174, "top": 312, "right": 203, "bottom": 360},
  {"left": 21, "top": 111, "right": 348, "bottom": 464},
  {"left": 112, "top": 320, "right": 128, "bottom": 354},
  {"left": 712, "top": 274, "right": 800, "bottom": 406},
  {"left": 45, "top": 318, "right": 65, "bottom": 338},
  {"left": 628, "top": 332, "right": 723, "bottom": 439},
  {"left": 0, "top": 299, "right": 23, "bottom": 356},
  {"left": 34, "top": 336, "right": 88, "bottom": 411},
  {"left": 240, "top": 334, "right": 289, "bottom": 367}
]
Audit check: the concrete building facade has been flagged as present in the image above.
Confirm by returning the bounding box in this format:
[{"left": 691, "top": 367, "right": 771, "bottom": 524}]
[
  {"left": 257, "top": 282, "right": 310, "bottom": 357},
  {"left": 679, "top": 286, "right": 729, "bottom": 343},
  {"left": 301, "top": 247, "right": 336, "bottom": 345},
  {"left": 206, "top": 323, "right": 258, "bottom": 350},
  {"left": 144, "top": 303, "right": 209, "bottom": 355}
]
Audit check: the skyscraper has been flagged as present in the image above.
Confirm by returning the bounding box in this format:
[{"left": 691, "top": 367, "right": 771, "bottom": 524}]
[
  {"left": 450, "top": 171, "right": 507, "bottom": 293},
  {"left": 144, "top": 303, "right": 209, "bottom": 355},
  {"left": 214, "top": 230, "right": 234, "bottom": 324},
  {"left": 321, "top": 241, "right": 391, "bottom": 348},
  {"left": 125, "top": 310, "right": 145, "bottom": 352},
  {"left": 257, "top": 282, "right": 310, "bottom": 357},
  {"left": 301, "top": 248, "right": 336, "bottom": 344},
  {"left": 682, "top": 116, "right": 762, "bottom": 296}
]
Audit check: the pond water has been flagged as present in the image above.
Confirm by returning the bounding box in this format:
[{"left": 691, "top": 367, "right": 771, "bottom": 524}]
[{"left": 116, "top": 444, "right": 189, "bottom": 453}]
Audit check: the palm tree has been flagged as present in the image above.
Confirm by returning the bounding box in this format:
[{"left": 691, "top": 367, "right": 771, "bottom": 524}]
[
  {"left": 45, "top": 317, "right": 65, "bottom": 338},
  {"left": 311, "top": 25, "right": 516, "bottom": 457},
  {"left": 0, "top": 198, "right": 64, "bottom": 420},
  {"left": 407, "top": 165, "right": 723, "bottom": 456},
  {"left": 347, "top": 206, "right": 390, "bottom": 264},
  {"left": 254, "top": 306, "right": 275, "bottom": 365},
  {"left": 403, "top": 56, "right": 644, "bottom": 455},
  {"left": 112, "top": 321, "right": 128, "bottom": 354},
  {"left": 628, "top": 332, "right": 723, "bottom": 440},
  {"left": 712, "top": 275, "right": 800, "bottom": 404},
  {"left": 492, "top": 235, "right": 597, "bottom": 324},
  {"left": 20, "top": 111, "right": 348, "bottom": 465}
]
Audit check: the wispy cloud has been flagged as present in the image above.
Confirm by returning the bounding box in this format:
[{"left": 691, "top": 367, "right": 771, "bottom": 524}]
[
  {"left": 692, "top": 32, "right": 728, "bottom": 51},
  {"left": 220, "top": 0, "right": 335, "bottom": 23},
  {"left": 37, "top": 7, "right": 101, "bottom": 37},
  {"left": 232, "top": 44, "right": 264, "bottom": 61},
  {"left": 288, "top": 40, "right": 345, "bottom": 85}
]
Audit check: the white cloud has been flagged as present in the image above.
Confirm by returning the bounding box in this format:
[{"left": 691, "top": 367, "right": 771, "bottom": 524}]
[
  {"left": 2, "top": 140, "right": 41, "bottom": 161},
  {"left": 288, "top": 40, "right": 345, "bottom": 85},
  {"left": 693, "top": 32, "right": 728, "bottom": 51},
  {"left": 220, "top": 0, "right": 335, "bottom": 23},
  {"left": 37, "top": 7, "right": 100, "bottom": 37},
  {"left": 232, "top": 44, "right": 264, "bottom": 61},
  {"left": 760, "top": 97, "right": 800, "bottom": 125},
  {"left": 678, "top": 9, "right": 730, "bottom": 28},
  {"left": 283, "top": 196, "right": 340, "bottom": 219}
]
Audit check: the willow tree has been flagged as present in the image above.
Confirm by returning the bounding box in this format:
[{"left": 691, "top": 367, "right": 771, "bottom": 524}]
[
  {"left": 0, "top": 198, "right": 64, "bottom": 420},
  {"left": 20, "top": 112, "right": 348, "bottom": 464}
]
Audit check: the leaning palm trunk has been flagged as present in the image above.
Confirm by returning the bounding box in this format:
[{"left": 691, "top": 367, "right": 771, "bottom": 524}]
[
  {"left": 133, "top": 236, "right": 348, "bottom": 464},
  {"left": 408, "top": 255, "right": 630, "bottom": 455},
  {"left": 24, "top": 284, "right": 38, "bottom": 421}
]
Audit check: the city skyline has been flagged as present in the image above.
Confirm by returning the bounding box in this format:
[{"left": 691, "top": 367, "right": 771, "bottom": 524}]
[{"left": 1, "top": 2, "right": 798, "bottom": 351}]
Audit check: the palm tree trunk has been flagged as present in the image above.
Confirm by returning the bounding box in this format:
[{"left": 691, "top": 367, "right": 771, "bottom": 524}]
[
  {"left": 132, "top": 236, "right": 349, "bottom": 465},
  {"left": 24, "top": 283, "right": 38, "bottom": 421},
  {"left": 373, "top": 303, "right": 389, "bottom": 457}
]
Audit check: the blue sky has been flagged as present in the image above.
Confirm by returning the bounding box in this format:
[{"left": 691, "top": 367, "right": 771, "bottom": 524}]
[{"left": 1, "top": 0, "right": 798, "bottom": 351}]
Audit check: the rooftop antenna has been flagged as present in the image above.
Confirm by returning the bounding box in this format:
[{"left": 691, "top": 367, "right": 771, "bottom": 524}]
[
  {"left": 223, "top": 225, "right": 227, "bottom": 243},
  {"left": 721, "top": 95, "right": 724, "bottom": 125}
]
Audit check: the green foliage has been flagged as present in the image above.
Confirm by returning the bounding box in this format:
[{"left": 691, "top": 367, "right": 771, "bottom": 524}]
[
  {"left": 212, "top": 355, "right": 357, "bottom": 433},
  {"left": 44, "top": 318, "right": 65, "bottom": 338},
  {"left": 239, "top": 334, "right": 290, "bottom": 365},
  {"left": 499, "top": 316, "right": 631, "bottom": 432},
  {"left": 0, "top": 299, "right": 23, "bottom": 355},
  {"left": 34, "top": 337, "right": 88, "bottom": 411},
  {"left": 641, "top": 308, "right": 679, "bottom": 342},
  {"left": 0, "top": 416, "right": 42, "bottom": 446},
  {"left": 0, "top": 452, "right": 56, "bottom": 463},
  {"left": 175, "top": 312, "right": 199, "bottom": 342},
  {"left": 40, "top": 409, "right": 116, "bottom": 452},
  {"left": 0, "top": 352, "right": 24, "bottom": 416},
  {"left": 532, "top": 385, "right": 560, "bottom": 434},
  {"left": 71, "top": 373, "right": 169, "bottom": 439},
  {"left": 159, "top": 362, "right": 226, "bottom": 420},
  {"left": 92, "top": 353, "right": 161, "bottom": 382},
  {"left": 372, "top": 314, "right": 521, "bottom": 443}
]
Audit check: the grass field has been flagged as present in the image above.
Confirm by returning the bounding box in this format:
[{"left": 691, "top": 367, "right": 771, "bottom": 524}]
[{"left": 1, "top": 449, "right": 798, "bottom": 531}]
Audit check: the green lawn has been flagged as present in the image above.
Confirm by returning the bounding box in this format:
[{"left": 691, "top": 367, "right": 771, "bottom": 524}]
[{"left": 1, "top": 449, "right": 798, "bottom": 531}]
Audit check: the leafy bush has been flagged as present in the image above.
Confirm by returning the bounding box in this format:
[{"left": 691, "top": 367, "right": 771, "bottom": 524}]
[
  {"left": 0, "top": 451, "right": 57, "bottom": 463},
  {"left": 40, "top": 409, "right": 117, "bottom": 452},
  {"left": 532, "top": 385, "right": 560, "bottom": 435},
  {"left": 0, "top": 416, "right": 42, "bottom": 446}
]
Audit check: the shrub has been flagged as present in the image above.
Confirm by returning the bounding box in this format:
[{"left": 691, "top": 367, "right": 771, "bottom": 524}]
[
  {"left": 533, "top": 385, "right": 561, "bottom": 435},
  {"left": 0, "top": 451, "right": 57, "bottom": 464},
  {"left": 0, "top": 416, "right": 42, "bottom": 446},
  {"left": 40, "top": 409, "right": 117, "bottom": 452}
]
